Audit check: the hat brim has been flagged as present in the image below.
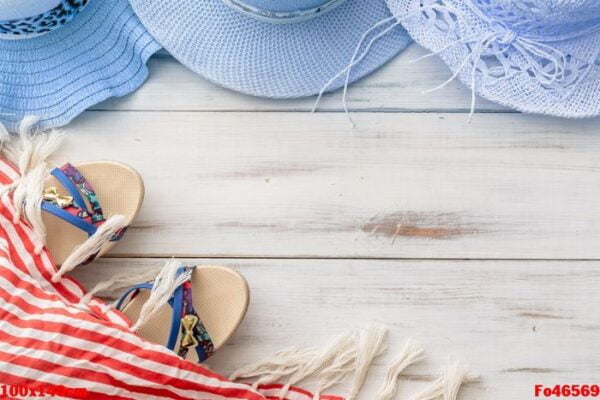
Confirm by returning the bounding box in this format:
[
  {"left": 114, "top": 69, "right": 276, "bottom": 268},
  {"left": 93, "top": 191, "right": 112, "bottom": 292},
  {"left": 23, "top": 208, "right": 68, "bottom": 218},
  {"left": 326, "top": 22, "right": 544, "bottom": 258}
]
[
  {"left": 388, "top": 0, "right": 600, "bottom": 118},
  {"left": 0, "top": 0, "right": 161, "bottom": 132},
  {"left": 129, "top": 0, "right": 411, "bottom": 98}
]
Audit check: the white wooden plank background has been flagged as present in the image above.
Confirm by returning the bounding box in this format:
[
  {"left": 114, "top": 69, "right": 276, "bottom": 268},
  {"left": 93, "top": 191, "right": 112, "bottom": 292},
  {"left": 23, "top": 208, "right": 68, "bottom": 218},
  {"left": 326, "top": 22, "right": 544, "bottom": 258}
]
[
  {"left": 64, "top": 43, "right": 600, "bottom": 400},
  {"left": 72, "top": 258, "right": 600, "bottom": 400},
  {"left": 60, "top": 111, "right": 600, "bottom": 259}
]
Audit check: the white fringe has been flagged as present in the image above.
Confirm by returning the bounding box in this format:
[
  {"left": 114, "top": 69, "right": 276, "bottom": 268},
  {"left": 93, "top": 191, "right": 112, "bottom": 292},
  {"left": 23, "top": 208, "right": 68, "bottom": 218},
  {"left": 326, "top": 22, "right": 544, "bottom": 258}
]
[
  {"left": 0, "top": 116, "right": 63, "bottom": 249},
  {"left": 236, "top": 347, "right": 320, "bottom": 390},
  {"left": 80, "top": 268, "right": 163, "bottom": 305},
  {"left": 0, "top": 121, "right": 128, "bottom": 279},
  {"left": 51, "top": 214, "right": 127, "bottom": 282},
  {"left": 230, "top": 325, "right": 387, "bottom": 399},
  {"left": 312, "top": 334, "right": 358, "bottom": 399},
  {"left": 2, "top": 116, "right": 62, "bottom": 176},
  {"left": 11, "top": 163, "right": 48, "bottom": 252},
  {"left": 231, "top": 325, "right": 477, "bottom": 400},
  {"left": 375, "top": 339, "right": 425, "bottom": 400},
  {"left": 410, "top": 363, "right": 479, "bottom": 400},
  {"left": 278, "top": 334, "right": 356, "bottom": 398},
  {"left": 131, "top": 259, "right": 192, "bottom": 332},
  {"left": 347, "top": 323, "right": 389, "bottom": 400}
]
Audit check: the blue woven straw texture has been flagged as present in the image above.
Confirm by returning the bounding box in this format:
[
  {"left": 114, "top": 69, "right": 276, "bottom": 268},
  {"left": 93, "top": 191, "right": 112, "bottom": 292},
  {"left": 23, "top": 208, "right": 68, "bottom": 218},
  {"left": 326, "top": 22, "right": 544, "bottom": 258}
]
[
  {"left": 388, "top": 0, "right": 600, "bottom": 118},
  {"left": 129, "top": 0, "right": 411, "bottom": 98},
  {"left": 0, "top": 0, "right": 161, "bottom": 132}
]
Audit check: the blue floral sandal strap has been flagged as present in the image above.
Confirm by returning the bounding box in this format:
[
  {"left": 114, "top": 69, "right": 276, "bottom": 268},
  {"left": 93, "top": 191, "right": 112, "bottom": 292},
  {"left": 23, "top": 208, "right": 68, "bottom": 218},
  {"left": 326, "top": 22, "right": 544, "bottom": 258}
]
[
  {"left": 176, "top": 278, "right": 215, "bottom": 361},
  {"left": 41, "top": 163, "right": 127, "bottom": 262},
  {"left": 115, "top": 266, "right": 215, "bottom": 362}
]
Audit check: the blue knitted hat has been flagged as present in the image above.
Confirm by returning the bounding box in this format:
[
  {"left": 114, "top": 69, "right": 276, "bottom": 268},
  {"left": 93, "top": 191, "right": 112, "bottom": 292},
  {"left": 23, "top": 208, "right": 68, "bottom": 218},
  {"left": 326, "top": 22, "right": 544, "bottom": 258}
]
[
  {"left": 128, "top": 0, "right": 412, "bottom": 98},
  {"left": 0, "top": 0, "right": 161, "bottom": 132},
  {"left": 388, "top": 0, "right": 600, "bottom": 118}
]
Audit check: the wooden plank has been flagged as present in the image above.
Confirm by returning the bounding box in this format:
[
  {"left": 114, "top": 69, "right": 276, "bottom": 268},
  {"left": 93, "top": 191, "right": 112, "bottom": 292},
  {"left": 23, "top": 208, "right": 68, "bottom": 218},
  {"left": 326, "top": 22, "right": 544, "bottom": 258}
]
[
  {"left": 71, "top": 258, "right": 600, "bottom": 400},
  {"left": 60, "top": 111, "right": 600, "bottom": 259},
  {"left": 93, "top": 45, "right": 506, "bottom": 113}
]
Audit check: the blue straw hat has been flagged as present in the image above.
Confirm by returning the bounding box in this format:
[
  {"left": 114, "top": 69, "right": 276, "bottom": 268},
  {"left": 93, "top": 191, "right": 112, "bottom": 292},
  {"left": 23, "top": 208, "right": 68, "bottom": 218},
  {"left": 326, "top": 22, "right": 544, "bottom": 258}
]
[
  {"left": 388, "top": 0, "right": 600, "bottom": 118},
  {"left": 128, "top": 0, "right": 412, "bottom": 98},
  {"left": 0, "top": 0, "right": 161, "bottom": 132}
]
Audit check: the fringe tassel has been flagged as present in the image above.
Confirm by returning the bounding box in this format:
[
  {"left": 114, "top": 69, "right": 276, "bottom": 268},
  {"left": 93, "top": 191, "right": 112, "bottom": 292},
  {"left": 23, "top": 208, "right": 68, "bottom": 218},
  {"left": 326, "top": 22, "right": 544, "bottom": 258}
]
[
  {"left": 131, "top": 259, "right": 192, "bottom": 331},
  {"left": 11, "top": 163, "right": 48, "bottom": 252},
  {"left": 2, "top": 116, "right": 63, "bottom": 177},
  {"left": 231, "top": 325, "right": 389, "bottom": 399},
  {"left": 278, "top": 335, "right": 355, "bottom": 398},
  {"left": 312, "top": 333, "right": 358, "bottom": 399},
  {"left": 232, "top": 326, "right": 476, "bottom": 400},
  {"left": 233, "top": 347, "right": 319, "bottom": 390},
  {"left": 0, "top": 119, "right": 129, "bottom": 280},
  {"left": 52, "top": 214, "right": 127, "bottom": 282},
  {"left": 347, "top": 323, "right": 388, "bottom": 399},
  {"left": 410, "top": 363, "right": 479, "bottom": 400},
  {"left": 0, "top": 116, "right": 63, "bottom": 249},
  {"left": 80, "top": 268, "right": 163, "bottom": 304},
  {"left": 375, "top": 339, "right": 425, "bottom": 400}
]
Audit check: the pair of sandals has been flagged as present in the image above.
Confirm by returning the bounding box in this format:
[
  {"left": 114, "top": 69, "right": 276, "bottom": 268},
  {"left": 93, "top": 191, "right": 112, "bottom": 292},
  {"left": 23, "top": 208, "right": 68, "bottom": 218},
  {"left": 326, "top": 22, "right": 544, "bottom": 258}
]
[{"left": 41, "top": 161, "right": 249, "bottom": 364}]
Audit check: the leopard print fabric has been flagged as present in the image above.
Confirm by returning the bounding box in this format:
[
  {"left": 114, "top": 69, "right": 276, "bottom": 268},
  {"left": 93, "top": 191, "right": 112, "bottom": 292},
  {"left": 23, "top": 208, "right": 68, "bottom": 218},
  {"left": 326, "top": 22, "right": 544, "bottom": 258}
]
[{"left": 0, "top": 0, "right": 89, "bottom": 36}]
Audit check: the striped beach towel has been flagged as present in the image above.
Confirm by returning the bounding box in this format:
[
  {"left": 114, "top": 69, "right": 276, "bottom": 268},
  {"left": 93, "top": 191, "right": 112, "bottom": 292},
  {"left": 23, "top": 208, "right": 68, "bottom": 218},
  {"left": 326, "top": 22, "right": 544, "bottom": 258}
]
[{"left": 0, "top": 157, "right": 344, "bottom": 400}]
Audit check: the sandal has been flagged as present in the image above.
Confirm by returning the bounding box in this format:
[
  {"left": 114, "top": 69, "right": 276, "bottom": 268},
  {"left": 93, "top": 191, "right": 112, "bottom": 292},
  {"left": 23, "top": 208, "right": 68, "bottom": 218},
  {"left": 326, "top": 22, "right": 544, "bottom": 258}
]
[
  {"left": 0, "top": 125, "right": 143, "bottom": 282},
  {"left": 114, "top": 261, "right": 249, "bottom": 363},
  {"left": 42, "top": 161, "right": 144, "bottom": 276}
]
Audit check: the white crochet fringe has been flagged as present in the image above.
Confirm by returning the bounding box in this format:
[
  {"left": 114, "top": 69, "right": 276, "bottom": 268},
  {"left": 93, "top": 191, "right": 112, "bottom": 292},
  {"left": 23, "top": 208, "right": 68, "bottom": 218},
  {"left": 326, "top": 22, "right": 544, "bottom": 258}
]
[
  {"left": 410, "top": 363, "right": 479, "bottom": 400},
  {"left": 51, "top": 214, "right": 127, "bottom": 282},
  {"left": 81, "top": 268, "right": 163, "bottom": 304},
  {"left": 0, "top": 117, "right": 127, "bottom": 282},
  {"left": 280, "top": 334, "right": 355, "bottom": 397},
  {"left": 230, "top": 324, "right": 391, "bottom": 400},
  {"left": 230, "top": 346, "right": 313, "bottom": 386},
  {"left": 375, "top": 339, "right": 425, "bottom": 400},
  {"left": 348, "top": 323, "right": 388, "bottom": 400},
  {"left": 0, "top": 117, "right": 64, "bottom": 249},
  {"left": 231, "top": 326, "right": 476, "bottom": 400},
  {"left": 131, "top": 259, "right": 192, "bottom": 332},
  {"left": 312, "top": 332, "right": 358, "bottom": 399}
]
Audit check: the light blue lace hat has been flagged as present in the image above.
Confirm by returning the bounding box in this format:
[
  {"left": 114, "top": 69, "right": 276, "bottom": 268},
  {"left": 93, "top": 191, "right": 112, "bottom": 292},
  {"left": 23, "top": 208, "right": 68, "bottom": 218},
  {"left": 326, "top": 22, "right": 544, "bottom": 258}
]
[
  {"left": 387, "top": 0, "right": 600, "bottom": 118},
  {"left": 128, "top": 0, "right": 412, "bottom": 98},
  {"left": 0, "top": 0, "right": 161, "bottom": 132}
]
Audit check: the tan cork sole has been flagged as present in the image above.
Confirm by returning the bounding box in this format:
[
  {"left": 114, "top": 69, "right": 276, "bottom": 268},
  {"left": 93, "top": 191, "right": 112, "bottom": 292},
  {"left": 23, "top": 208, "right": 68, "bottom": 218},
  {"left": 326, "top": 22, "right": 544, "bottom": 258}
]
[
  {"left": 43, "top": 161, "right": 144, "bottom": 266},
  {"left": 122, "top": 266, "right": 250, "bottom": 363}
]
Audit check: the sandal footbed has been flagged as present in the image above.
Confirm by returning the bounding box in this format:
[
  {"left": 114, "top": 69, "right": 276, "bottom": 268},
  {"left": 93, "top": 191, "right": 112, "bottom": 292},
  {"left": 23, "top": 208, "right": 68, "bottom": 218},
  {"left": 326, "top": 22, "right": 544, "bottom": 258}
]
[
  {"left": 121, "top": 266, "right": 249, "bottom": 363},
  {"left": 42, "top": 161, "right": 145, "bottom": 266}
]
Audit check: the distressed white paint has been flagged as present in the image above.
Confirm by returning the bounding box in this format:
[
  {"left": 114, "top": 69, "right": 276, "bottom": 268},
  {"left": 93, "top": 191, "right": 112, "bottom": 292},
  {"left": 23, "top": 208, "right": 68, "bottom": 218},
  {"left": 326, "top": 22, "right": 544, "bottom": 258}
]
[
  {"left": 72, "top": 258, "right": 600, "bottom": 400},
  {"left": 59, "top": 111, "right": 600, "bottom": 259}
]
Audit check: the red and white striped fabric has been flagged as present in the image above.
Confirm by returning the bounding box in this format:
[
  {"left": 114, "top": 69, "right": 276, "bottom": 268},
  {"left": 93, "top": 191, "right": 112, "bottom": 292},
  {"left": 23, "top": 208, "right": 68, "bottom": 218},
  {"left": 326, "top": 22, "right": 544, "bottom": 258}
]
[{"left": 0, "top": 158, "right": 341, "bottom": 400}]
